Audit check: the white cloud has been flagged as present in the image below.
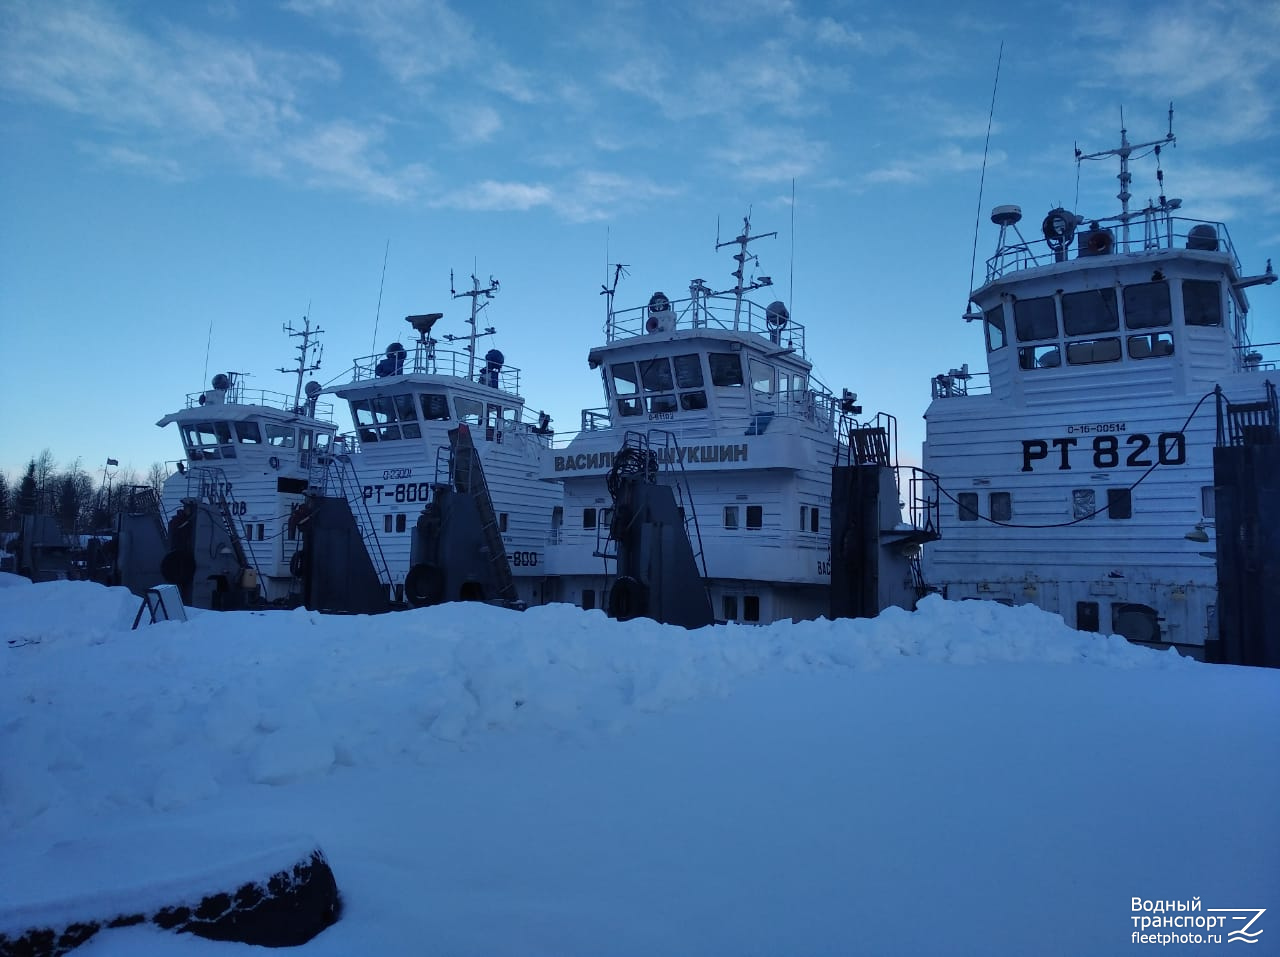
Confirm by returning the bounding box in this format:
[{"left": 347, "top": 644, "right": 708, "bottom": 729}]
[
  {"left": 0, "top": 0, "right": 425, "bottom": 202},
  {"left": 432, "top": 179, "right": 554, "bottom": 212}
]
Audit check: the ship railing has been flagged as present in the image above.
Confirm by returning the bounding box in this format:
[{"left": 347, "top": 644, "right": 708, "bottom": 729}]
[
  {"left": 985, "top": 213, "right": 1239, "bottom": 283},
  {"left": 605, "top": 293, "right": 808, "bottom": 357},
  {"left": 343, "top": 342, "right": 522, "bottom": 394},
  {"left": 1236, "top": 340, "right": 1279, "bottom": 373},
  {"left": 180, "top": 386, "right": 335, "bottom": 420},
  {"left": 931, "top": 369, "right": 991, "bottom": 399}
]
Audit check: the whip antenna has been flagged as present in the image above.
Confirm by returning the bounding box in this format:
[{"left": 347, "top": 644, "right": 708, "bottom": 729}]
[
  {"left": 966, "top": 41, "right": 1003, "bottom": 316},
  {"left": 370, "top": 239, "right": 390, "bottom": 356}
]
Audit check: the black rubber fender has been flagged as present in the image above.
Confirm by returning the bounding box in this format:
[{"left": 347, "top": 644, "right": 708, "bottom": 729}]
[
  {"left": 160, "top": 549, "right": 196, "bottom": 585},
  {"left": 404, "top": 563, "right": 445, "bottom": 607},
  {"left": 607, "top": 575, "right": 649, "bottom": 622}
]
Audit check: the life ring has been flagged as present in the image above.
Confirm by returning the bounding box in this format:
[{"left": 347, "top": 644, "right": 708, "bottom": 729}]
[
  {"left": 289, "top": 549, "right": 307, "bottom": 579},
  {"left": 404, "top": 563, "right": 445, "bottom": 607},
  {"left": 607, "top": 575, "right": 649, "bottom": 622},
  {"left": 269, "top": 456, "right": 281, "bottom": 470}
]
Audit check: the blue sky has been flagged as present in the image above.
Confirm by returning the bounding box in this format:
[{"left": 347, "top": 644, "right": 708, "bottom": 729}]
[{"left": 2, "top": 0, "right": 1278, "bottom": 482}]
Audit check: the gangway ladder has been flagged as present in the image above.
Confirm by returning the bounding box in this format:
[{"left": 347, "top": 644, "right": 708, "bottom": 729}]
[
  {"left": 192, "top": 466, "right": 262, "bottom": 586},
  {"left": 641, "top": 430, "right": 711, "bottom": 586},
  {"left": 1217, "top": 380, "right": 1279, "bottom": 447},
  {"left": 448, "top": 424, "right": 518, "bottom": 603},
  {"left": 325, "top": 453, "right": 396, "bottom": 592}
]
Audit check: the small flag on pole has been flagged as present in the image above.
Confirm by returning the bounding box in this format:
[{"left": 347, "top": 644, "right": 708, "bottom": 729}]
[{"left": 106, "top": 458, "right": 119, "bottom": 467}]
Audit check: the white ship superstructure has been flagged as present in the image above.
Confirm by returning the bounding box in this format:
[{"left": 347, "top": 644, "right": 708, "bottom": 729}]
[
  {"left": 157, "top": 317, "right": 337, "bottom": 603},
  {"left": 923, "top": 116, "right": 1276, "bottom": 654},
  {"left": 323, "top": 272, "right": 561, "bottom": 606},
  {"left": 541, "top": 216, "right": 870, "bottom": 623}
]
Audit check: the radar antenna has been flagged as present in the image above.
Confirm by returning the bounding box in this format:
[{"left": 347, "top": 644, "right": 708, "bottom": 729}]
[
  {"left": 278, "top": 313, "right": 324, "bottom": 414},
  {"left": 714, "top": 210, "right": 776, "bottom": 330},
  {"left": 1074, "top": 103, "right": 1175, "bottom": 250},
  {"left": 444, "top": 269, "right": 500, "bottom": 379}
]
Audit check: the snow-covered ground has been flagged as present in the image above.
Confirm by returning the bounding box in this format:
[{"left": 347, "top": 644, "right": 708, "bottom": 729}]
[{"left": 2, "top": 573, "right": 1277, "bottom": 955}]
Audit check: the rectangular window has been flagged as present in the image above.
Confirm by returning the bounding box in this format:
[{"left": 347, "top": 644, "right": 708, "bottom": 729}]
[
  {"left": 746, "top": 505, "right": 763, "bottom": 529},
  {"left": 723, "top": 595, "right": 738, "bottom": 621},
  {"left": 600, "top": 508, "right": 614, "bottom": 530},
  {"left": 395, "top": 513, "right": 407, "bottom": 533},
  {"left": 673, "top": 354, "right": 704, "bottom": 388},
  {"left": 1123, "top": 281, "right": 1172, "bottom": 329},
  {"left": 800, "top": 505, "right": 808, "bottom": 530},
  {"left": 749, "top": 359, "right": 774, "bottom": 395},
  {"left": 679, "top": 391, "right": 708, "bottom": 410},
  {"left": 810, "top": 508, "right": 819, "bottom": 533},
  {"left": 743, "top": 595, "right": 760, "bottom": 622},
  {"left": 383, "top": 514, "right": 393, "bottom": 533},
  {"left": 420, "top": 392, "right": 451, "bottom": 420},
  {"left": 1065, "top": 337, "right": 1122, "bottom": 365},
  {"left": 1072, "top": 489, "right": 1096, "bottom": 520},
  {"left": 724, "top": 506, "right": 739, "bottom": 529},
  {"left": 709, "top": 353, "right": 744, "bottom": 387},
  {"left": 647, "top": 394, "right": 678, "bottom": 414},
  {"left": 611, "top": 362, "right": 639, "bottom": 395},
  {"left": 639, "top": 358, "right": 673, "bottom": 393},
  {"left": 1106, "top": 488, "right": 1132, "bottom": 520},
  {"left": 984, "top": 306, "right": 1007, "bottom": 351},
  {"left": 1077, "top": 601, "right": 1100, "bottom": 633},
  {"left": 455, "top": 397, "right": 484, "bottom": 426},
  {"left": 1018, "top": 344, "right": 1062, "bottom": 370},
  {"left": 264, "top": 424, "right": 294, "bottom": 447},
  {"left": 1183, "top": 279, "right": 1223, "bottom": 326},
  {"left": 1127, "top": 332, "right": 1175, "bottom": 359},
  {"left": 989, "top": 492, "right": 1011, "bottom": 522},
  {"left": 235, "top": 421, "right": 262, "bottom": 444},
  {"left": 1013, "top": 296, "right": 1058, "bottom": 342},
  {"left": 958, "top": 492, "right": 979, "bottom": 522},
  {"left": 499, "top": 513, "right": 508, "bottom": 532},
  {"left": 1062, "top": 288, "right": 1120, "bottom": 336},
  {"left": 583, "top": 508, "right": 597, "bottom": 529}
]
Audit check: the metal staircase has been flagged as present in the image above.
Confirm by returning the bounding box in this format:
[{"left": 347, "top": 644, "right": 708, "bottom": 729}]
[
  {"left": 313, "top": 452, "right": 395, "bottom": 591},
  {"left": 447, "top": 425, "right": 518, "bottom": 603},
  {"left": 188, "top": 466, "right": 260, "bottom": 582}
]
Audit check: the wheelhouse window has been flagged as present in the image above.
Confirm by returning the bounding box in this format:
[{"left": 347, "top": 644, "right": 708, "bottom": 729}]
[
  {"left": 984, "top": 305, "right": 1007, "bottom": 352},
  {"left": 639, "top": 358, "right": 673, "bottom": 393},
  {"left": 455, "top": 396, "right": 483, "bottom": 427},
  {"left": 183, "top": 422, "right": 236, "bottom": 459},
  {"left": 1127, "top": 332, "right": 1174, "bottom": 359},
  {"left": 420, "top": 392, "right": 450, "bottom": 421},
  {"left": 673, "top": 353, "right": 707, "bottom": 411},
  {"left": 1123, "top": 282, "right": 1172, "bottom": 329},
  {"left": 610, "top": 362, "right": 643, "bottom": 417},
  {"left": 1018, "top": 344, "right": 1062, "bottom": 370},
  {"left": 709, "top": 353, "right": 744, "bottom": 387},
  {"left": 1014, "top": 296, "right": 1057, "bottom": 342},
  {"left": 1183, "top": 280, "right": 1223, "bottom": 326},
  {"left": 235, "top": 421, "right": 262, "bottom": 444},
  {"left": 958, "top": 492, "right": 979, "bottom": 522},
  {"left": 350, "top": 397, "right": 408, "bottom": 441},
  {"left": 749, "top": 359, "right": 774, "bottom": 395},
  {"left": 265, "top": 424, "right": 296, "bottom": 447},
  {"left": 1062, "top": 288, "right": 1119, "bottom": 336},
  {"left": 1065, "top": 337, "right": 1122, "bottom": 365}
]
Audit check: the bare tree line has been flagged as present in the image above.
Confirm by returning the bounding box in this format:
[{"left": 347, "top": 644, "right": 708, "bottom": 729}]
[{"left": 0, "top": 450, "right": 169, "bottom": 535}]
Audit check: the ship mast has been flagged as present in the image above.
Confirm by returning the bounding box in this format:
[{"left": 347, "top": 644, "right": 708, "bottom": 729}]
[
  {"left": 445, "top": 270, "right": 500, "bottom": 379},
  {"left": 278, "top": 314, "right": 324, "bottom": 412},
  {"left": 1075, "top": 103, "right": 1175, "bottom": 250},
  {"left": 715, "top": 212, "right": 776, "bottom": 330}
]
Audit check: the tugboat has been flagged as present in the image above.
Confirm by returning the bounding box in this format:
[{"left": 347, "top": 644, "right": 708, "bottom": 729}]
[
  {"left": 155, "top": 316, "right": 338, "bottom": 606},
  {"left": 321, "top": 271, "right": 561, "bottom": 607},
  {"left": 542, "top": 214, "right": 928, "bottom": 623},
  {"left": 923, "top": 113, "right": 1277, "bottom": 658}
]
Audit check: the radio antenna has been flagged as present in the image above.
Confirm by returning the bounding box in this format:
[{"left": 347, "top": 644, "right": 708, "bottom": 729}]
[
  {"left": 370, "top": 239, "right": 390, "bottom": 356},
  {"left": 966, "top": 41, "right": 1003, "bottom": 319}
]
